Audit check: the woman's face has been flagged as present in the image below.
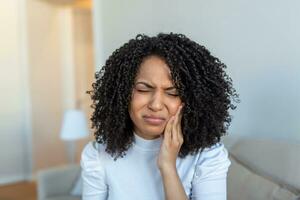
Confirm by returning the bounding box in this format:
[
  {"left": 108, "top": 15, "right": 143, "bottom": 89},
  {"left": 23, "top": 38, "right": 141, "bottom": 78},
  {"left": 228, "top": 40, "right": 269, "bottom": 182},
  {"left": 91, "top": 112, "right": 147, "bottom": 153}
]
[{"left": 129, "top": 55, "right": 182, "bottom": 140}]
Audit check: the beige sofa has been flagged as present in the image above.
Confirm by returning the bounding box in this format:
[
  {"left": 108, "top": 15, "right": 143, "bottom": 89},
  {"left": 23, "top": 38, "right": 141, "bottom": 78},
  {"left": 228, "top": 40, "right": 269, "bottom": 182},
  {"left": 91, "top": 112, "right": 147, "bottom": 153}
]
[
  {"left": 37, "top": 164, "right": 81, "bottom": 200},
  {"left": 37, "top": 136, "right": 300, "bottom": 200},
  {"left": 223, "top": 136, "right": 300, "bottom": 200}
]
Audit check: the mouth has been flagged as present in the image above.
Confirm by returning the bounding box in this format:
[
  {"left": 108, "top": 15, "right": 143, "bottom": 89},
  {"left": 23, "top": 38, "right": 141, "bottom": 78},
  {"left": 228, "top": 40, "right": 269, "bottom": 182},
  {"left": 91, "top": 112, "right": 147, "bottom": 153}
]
[{"left": 143, "top": 115, "right": 166, "bottom": 125}]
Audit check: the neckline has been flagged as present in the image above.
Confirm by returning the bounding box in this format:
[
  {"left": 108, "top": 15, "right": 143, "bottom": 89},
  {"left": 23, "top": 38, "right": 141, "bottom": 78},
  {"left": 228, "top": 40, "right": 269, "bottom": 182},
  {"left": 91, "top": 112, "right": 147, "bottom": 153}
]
[{"left": 133, "top": 131, "right": 162, "bottom": 151}]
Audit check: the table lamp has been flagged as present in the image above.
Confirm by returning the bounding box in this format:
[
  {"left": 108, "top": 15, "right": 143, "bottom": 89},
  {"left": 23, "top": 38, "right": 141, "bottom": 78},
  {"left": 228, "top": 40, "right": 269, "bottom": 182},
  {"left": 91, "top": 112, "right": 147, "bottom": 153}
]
[{"left": 60, "top": 109, "right": 89, "bottom": 163}]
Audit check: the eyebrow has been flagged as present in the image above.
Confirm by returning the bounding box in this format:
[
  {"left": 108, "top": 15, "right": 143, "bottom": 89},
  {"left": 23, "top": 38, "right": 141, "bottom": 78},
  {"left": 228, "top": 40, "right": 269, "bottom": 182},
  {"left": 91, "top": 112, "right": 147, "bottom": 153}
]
[{"left": 135, "top": 81, "right": 176, "bottom": 91}]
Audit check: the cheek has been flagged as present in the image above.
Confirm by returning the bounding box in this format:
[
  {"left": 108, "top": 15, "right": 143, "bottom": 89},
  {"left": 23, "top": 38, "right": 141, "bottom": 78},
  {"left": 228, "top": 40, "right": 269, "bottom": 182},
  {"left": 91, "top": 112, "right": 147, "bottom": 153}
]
[
  {"left": 129, "top": 93, "right": 148, "bottom": 113},
  {"left": 168, "top": 100, "right": 182, "bottom": 116}
]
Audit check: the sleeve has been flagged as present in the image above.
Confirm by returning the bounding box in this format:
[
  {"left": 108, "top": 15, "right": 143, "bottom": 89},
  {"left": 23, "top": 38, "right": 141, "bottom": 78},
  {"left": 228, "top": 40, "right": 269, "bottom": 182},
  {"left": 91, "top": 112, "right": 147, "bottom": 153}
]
[
  {"left": 190, "top": 143, "right": 231, "bottom": 200},
  {"left": 81, "top": 141, "right": 108, "bottom": 200}
]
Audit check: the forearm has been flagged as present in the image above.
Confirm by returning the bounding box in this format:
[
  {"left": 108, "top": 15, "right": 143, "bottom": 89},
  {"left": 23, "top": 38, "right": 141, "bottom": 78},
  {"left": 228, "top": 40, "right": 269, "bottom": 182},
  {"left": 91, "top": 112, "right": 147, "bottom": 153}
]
[{"left": 160, "top": 166, "right": 188, "bottom": 200}]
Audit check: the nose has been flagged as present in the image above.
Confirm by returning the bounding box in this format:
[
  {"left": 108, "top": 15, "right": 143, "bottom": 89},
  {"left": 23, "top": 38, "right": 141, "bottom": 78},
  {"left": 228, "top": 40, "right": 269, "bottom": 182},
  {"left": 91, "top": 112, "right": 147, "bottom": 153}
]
[{"left": 148, "top": 92, "right": 164, "bottom": 111}]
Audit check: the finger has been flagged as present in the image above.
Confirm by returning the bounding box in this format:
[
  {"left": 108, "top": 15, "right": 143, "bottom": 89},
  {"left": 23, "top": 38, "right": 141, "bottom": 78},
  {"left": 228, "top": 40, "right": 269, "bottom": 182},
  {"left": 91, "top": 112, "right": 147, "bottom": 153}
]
[
  {"left": 172, "top": 106, "right": 182, "bottom": 143},
  {"left": 176, "top": 105, "right": 183, "bottom": 129},
  {"left": 177, "top": 106, "right": 184, "bottom": 142},
  {"left": 174, "top": 105, "right": 183, "bottom": 133},
  {"left": 173, "top": 105, "right": 181, "bottom": 126},
  {"left": 179, "top": 104, "right": 184, "bottom": 121},
  {"left": 172, "top": 116, "right": 178, "bottom": 143},
  {"left": 164, "top": 116, "right": 174, "bottom": 144}
]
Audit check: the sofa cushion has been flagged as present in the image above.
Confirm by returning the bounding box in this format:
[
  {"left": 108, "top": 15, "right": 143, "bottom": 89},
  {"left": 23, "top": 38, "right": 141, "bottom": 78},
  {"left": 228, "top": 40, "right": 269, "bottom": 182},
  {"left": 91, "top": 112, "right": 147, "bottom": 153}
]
[
  {"left": 37, "top": 164, "right": 81, "bottom": 198},
  {"left": 70, "top": 173, "right": 82, "bottom": 196},
  {"left": 224, "top": 136, "right": 300, "bottom": 192},
  {"left": 227, "top": 155, "right": 298, "bottom": 200},
  {"left": 46, "top": 196, "right": 81, "bottom": 200}
]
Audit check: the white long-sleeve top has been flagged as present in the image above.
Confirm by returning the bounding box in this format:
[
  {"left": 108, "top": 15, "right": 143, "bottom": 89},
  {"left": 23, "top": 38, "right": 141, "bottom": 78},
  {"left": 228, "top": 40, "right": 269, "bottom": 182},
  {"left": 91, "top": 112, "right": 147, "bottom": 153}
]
[{"left": 81, "top": 132, "right": 231, "bottom": 200}]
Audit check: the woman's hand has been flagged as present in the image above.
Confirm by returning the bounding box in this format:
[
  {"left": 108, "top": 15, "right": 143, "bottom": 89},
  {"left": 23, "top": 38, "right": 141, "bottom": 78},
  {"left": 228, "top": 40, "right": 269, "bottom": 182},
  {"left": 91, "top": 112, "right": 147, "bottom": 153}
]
[{"left": 157, "top": 104, "right": 184, "bottom": 171}]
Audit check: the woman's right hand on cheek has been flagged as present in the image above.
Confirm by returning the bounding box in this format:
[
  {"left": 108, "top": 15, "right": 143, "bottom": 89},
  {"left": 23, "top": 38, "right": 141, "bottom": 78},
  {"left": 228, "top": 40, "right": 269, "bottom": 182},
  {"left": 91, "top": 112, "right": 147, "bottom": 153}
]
[{"left": 157, "top": 105, "right": 184, "bottom": 171}]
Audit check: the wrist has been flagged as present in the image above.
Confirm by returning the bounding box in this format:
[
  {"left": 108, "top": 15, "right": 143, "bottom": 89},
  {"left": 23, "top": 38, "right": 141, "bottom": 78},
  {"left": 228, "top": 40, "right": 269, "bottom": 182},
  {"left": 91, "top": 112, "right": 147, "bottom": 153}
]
[{"left": 159, "top": 164, "right": 177, "bottom": 175}]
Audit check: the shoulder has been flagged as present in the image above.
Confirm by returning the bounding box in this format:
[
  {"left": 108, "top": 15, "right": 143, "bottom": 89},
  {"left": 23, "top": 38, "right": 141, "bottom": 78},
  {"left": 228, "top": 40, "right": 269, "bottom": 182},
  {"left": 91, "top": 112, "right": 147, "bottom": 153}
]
[
  {"left": 194, "top": 142, "right": 231, "bottom": 180},
  {"left": 80, "top": 141, "right": 109, "bottom": 194},
  {"left": 81, "top": 141, "right": 100, "bottom": 160},
  {"left": 80, "top": 141, "right": 106, "bottom": 171},
  {"left": 199, "top": 142, "right": 230, "bottom": 163},
  {"left": 198, "top": 142, "right": 231, "bottom": 167}
]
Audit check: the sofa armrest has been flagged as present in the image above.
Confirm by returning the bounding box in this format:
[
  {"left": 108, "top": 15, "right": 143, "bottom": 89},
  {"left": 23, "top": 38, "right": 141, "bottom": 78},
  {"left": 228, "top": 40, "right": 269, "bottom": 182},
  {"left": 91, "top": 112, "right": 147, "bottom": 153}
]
[{"left": 37, "top": 164, "right": 80, "bottom": 200}]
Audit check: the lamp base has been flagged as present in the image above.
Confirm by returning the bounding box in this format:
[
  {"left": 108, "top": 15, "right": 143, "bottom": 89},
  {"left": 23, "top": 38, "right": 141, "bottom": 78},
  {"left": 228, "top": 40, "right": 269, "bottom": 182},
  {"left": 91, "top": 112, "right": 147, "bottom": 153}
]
[{"left": 64, "top": 140, "right": 76, "bottom": 164}]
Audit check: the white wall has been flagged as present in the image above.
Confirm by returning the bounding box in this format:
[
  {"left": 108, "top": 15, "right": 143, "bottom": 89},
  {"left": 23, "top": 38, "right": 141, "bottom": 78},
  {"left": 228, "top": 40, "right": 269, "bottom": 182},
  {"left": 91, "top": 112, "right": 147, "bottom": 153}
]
[
  {"left": 0, "top": 0, "right": 94, "bottom": 184},
  {"left": 73, "top": 8, "right": 95, "bottom": 159},
  {"left": 26, "top": 0, "right": 68, "bottom": 173},
  {"left": 0, "top": 0, "right": 32, "bottom": 184},
  {"left": 93, "top": 0, "right": 300, "bottom": 141},
  {"left": 26, "top": 0, "right": 94, "bottom": 173}
]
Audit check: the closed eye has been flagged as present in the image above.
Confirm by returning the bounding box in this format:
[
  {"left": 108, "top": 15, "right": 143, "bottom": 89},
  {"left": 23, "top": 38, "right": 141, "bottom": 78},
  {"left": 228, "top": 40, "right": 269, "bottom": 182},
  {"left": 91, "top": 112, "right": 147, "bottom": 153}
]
[
  {"left": 135, "top": 88, "right": 179, "bottom": 97},
  {"left": 136, "top": 89, "right": 149, "bottom": 92},
  {"left": 167, "top": 93, "right": 179, "bottom": 97}
]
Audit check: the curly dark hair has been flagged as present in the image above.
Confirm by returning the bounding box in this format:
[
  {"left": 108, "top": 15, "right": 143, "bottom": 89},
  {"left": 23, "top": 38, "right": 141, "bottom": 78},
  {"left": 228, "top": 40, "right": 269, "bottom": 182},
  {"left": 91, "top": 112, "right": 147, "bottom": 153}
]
[{"left": 88, "top": 32, "right": 239, "bottom": 161}]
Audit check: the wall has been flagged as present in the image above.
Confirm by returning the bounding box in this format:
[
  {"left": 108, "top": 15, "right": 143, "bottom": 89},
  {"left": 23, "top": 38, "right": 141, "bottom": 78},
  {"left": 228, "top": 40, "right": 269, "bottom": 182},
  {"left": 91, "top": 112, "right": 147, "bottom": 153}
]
[
  {"left": 93, "top": 0, "right": 300, "bottom": 141},
  {"left": 0, "top": 0, "right": 31, "bottom": 184},
  {"left": 73, "top": 7, "right": 95, "bottom": 159},
  {"left": 26, "top": 0, "right": 71, "bottom": 173},
  {"left": 27, "top": 0, "right": 94, "bottom": 172},
  {"left": 0, "top": 0, "right": 94, "bottom": 184}
]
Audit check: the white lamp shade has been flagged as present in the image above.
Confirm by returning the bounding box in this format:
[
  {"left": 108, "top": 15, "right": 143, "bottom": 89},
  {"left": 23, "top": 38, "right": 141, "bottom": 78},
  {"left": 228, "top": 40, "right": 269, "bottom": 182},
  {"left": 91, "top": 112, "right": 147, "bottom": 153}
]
[{"left": 60, "top": 109, "right": 89, "bottom": 140}]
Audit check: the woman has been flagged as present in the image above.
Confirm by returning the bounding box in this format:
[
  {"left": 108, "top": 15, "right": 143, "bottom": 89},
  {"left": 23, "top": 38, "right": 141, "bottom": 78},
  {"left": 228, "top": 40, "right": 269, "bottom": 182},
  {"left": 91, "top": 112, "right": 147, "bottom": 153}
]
[{"left": 81, "top": 33, "right": 239, "bottom": 200}]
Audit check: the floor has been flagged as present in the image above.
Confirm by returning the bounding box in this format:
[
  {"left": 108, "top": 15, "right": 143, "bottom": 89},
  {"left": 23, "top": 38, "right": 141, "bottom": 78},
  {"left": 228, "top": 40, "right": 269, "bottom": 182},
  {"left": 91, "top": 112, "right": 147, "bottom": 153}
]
[{"left": 0, "top": 181, "right": 37, "bottom": 200}]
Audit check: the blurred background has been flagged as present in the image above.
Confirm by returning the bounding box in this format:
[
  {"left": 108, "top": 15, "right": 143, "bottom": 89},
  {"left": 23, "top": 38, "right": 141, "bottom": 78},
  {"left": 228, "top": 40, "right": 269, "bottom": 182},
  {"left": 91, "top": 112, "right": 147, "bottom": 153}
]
[{"left": 0, "top": 0, "right": 299, "bottom": 199}]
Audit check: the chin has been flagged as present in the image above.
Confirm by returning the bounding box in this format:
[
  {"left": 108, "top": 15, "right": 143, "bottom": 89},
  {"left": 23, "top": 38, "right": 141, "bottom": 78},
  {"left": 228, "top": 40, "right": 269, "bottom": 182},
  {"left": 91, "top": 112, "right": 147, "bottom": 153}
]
[
  {"left": 139, "top": 127, "right": 163, "bottom": 137},
  {"left": 145, "top": 125, "right": 164, "bottom": 132},
  {"left": 147, "top": 130, "right": 164, "bottom": 138}
]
